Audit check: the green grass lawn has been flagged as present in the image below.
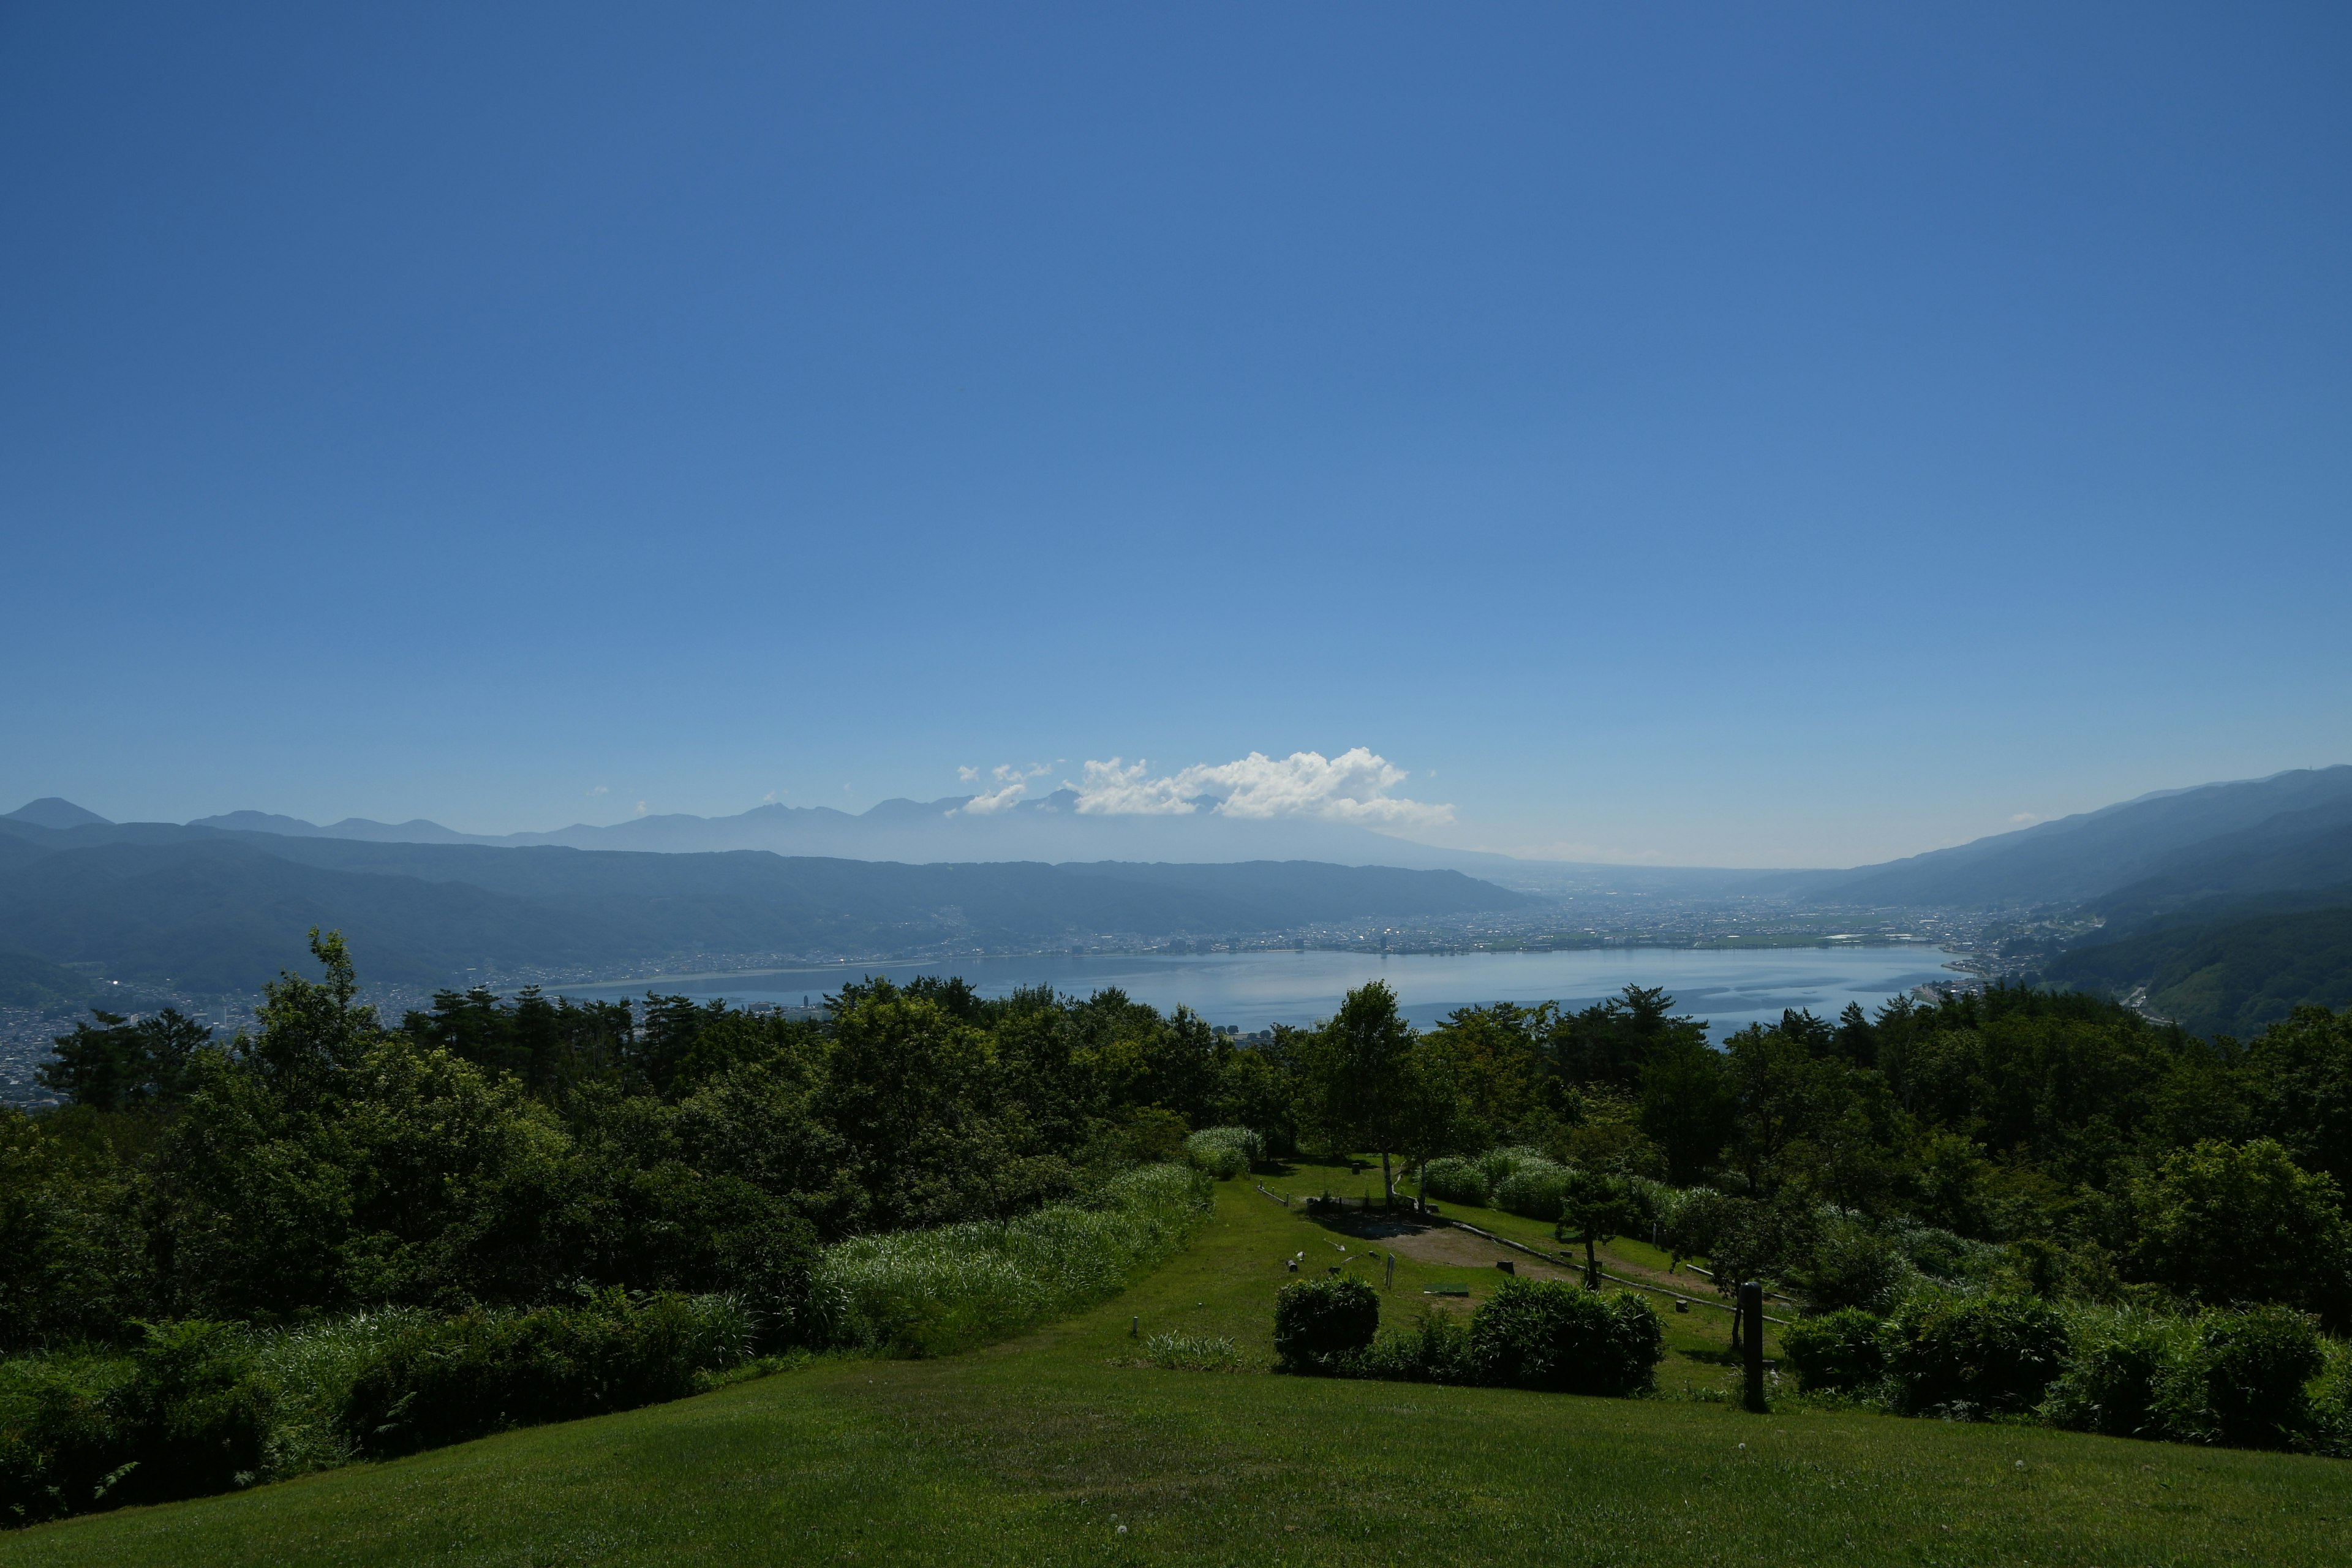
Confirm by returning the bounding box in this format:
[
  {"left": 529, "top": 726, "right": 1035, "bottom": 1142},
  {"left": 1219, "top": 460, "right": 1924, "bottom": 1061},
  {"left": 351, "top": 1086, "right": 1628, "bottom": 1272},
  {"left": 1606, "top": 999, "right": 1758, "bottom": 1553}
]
[{"left": 7, "top": 1174, "right": 2348, "bottom": 1567}]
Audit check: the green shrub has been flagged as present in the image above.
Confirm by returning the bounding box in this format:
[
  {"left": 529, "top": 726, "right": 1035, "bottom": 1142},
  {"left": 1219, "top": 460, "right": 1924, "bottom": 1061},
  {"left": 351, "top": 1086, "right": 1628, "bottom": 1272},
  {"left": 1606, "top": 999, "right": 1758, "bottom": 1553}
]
[
  {"left": 1794, "top": 1218, "right": 1914, "bottom": 1314},
  {"left": 1781, "top": 1308, "right": 1889, "bottom": 1396},
  {"left": 2184, "top": 1305, "right": 2324, "bottom": 1450},
  {"left": 2043, "top": 1308, "right": 2193, "bottom": 1439},
  {"left": 0, "top": 1321, "right": 271, "bottom": 1526},
  {"left": 1419, "top": 1156, "right": 1487, "bottom": 1206},
  {"left": 2311, "top": 1339, "right": 2352, "bottom": 1458},
  {"left": 0, "top": 1349, "right": 133, "bottom": 1525},
  {"left": 812, "top": 1163, "right": 1211, "bottom": 1356},
  {"left": 342, "top": 1290, "right": 750, "bottom": 1457},
  {"left": 1493, "top": 1161, "right": 1573, "bottom": 1222},
  {"left": 1885, "top": 1293, "right": 2070, "bottom": 1416},
  {"left": 1468, "top": 1277, "right": 1663, "bottom": 1396},
  {"left": 1354, "top": 1308, "right": 1474, "bottom": 1384},
  {"left": 1184, "top": 1128, "right": 1263, "bottom": 1180},
  {"left": 1273, "top": 1276, "right": 1379, "bottom": 1374}
]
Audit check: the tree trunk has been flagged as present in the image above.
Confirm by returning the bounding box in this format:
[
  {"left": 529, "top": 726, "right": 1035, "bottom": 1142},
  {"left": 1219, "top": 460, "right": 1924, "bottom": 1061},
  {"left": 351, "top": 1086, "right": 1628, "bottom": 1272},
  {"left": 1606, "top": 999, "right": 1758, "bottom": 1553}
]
[
  {"left": 1583, "top": 1233, "right": 1599, "bottom": 1290},
  {"left": 1380, "top": 1148, "right": 1393, "bottom": 1207}
]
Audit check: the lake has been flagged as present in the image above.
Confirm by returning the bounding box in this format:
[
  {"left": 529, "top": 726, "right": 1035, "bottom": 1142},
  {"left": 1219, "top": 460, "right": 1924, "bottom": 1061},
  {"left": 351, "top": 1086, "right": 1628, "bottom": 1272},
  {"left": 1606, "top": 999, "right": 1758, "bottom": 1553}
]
[{"left": 554, "top": 944, "right": 1967, "bottom": 1039}]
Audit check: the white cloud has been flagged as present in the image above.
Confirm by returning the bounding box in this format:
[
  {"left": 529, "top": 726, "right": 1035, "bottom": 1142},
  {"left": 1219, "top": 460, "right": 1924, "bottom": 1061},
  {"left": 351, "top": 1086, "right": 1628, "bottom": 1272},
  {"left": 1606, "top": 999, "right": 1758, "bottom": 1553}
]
[
  {"left": 2009, "top": 812, "right": 2046, "bottom": 826},
  {"left": 589, "top": 785, "right": 608, "bottom": 797},
  {"left": 952, "top": 762, "right": 1055, "bottom": 816},
  {"left": 1068, "top": 749, "right": 1452, "bottom": 829},
  {"left": 635, "top": 801, "right": 649, "bottom": 815}
]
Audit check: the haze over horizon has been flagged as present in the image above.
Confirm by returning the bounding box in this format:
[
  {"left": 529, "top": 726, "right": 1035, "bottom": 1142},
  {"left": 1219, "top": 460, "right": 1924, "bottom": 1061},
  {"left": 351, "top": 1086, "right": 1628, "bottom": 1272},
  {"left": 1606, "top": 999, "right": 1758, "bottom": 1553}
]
[{"left": 6, "top": 5, "right": 2348, "bottom": 867}]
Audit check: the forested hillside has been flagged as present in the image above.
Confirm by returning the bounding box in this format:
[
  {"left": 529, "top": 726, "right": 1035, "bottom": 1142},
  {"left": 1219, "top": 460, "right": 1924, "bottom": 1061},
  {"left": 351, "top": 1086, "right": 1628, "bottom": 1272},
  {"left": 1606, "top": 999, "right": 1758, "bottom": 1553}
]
[{"left": 2048, "top": 903, "right": 2352, "bottom": 1038}]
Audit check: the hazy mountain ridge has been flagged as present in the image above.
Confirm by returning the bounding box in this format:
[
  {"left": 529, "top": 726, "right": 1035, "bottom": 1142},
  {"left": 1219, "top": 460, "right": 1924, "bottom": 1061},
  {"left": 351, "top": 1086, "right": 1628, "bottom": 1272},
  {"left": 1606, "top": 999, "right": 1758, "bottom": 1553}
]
[
  {"left": 0, "top": 814, "right": 1537, "bottom": 992},
  {"left": 1804, "top": 766, "right": 2352, "bottom": 910}
]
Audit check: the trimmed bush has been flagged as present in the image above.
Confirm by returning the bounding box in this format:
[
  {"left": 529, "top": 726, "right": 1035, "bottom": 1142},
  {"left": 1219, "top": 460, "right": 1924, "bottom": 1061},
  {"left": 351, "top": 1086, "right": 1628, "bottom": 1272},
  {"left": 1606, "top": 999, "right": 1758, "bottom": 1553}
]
[
  {"left": 1185, "top": 1128, "right": 1264, "bottom": 1180},
  {"left": 1468, "top": 1277, "right": 1664, "bottom": 1396},
  {"left": 342, "top": 1291, "right": 751, "bottom": 1457},
  {"left": 1419, "top": 1156, "right": 1487, "bottom": 1207},
  {"left": 1781, "top": 1308, "right": 1889, "bottom": 1396},
  {"left": 812, "top": 1163, "right": 1211, "bottom": 1356},
  {"left": 1885, "top": 1293, "right": 2069, "bottom": 1416},
  {"left": 1274, "top": 1276, "right": 1379, "bottom": 1374},
  {"left": 1493, "top": 1161, "right": 1574, "bottom": 1222}
]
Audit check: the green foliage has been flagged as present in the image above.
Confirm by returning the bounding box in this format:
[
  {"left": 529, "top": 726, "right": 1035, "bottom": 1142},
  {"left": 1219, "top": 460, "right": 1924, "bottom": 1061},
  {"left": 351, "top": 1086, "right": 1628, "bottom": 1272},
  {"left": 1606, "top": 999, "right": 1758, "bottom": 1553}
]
[
  {"left": 36, "top": 1008, "right": 210, "bottom": 1111},
  {"left": 1183, "top": 1127, "right": 1262, "bottom": 1180},
  {"left": 1417, "top": 1155, "right": 1487, "bottom": 1205},
  {"left": 2128, "top": 1138, "right": 2352, "bottom": 1329},
  {"left": 1492, "top": 1158, "right": 1573, "bottom": 1221},
  {"left": 1272, "top": 1275, "right": 1379, "bottom": 1374},
  {"left": 1792, "top": 1214, "right": 1915, "bottom": 1313},
  {"left": 1883, "top": 1292, "right": 2070, "bottom": 1415},
  {"left": 2187, "top": 1305, "right": 2325, "bottom": 1450},
  {"left": 1780, "top": 1308, "right": 1890, "bottom": 1396},
  {"left": 0, "top": 1320, "right": 271, "bottom": 1526},
  {"left": 1353, "top": 1306, "right": 1476, "bottom": 1384},
  {"left": 811, "top": 1164, "right": 1210, "bottom": 1357},
  {"left": 2043, "top": 1306, "right": 2195, "bottom": 1440},
  {"left": 1467, "top": 1276, "right": 1663, "bottom": 1396},
  {"left": 341, "top": 1291, "right": 751, "bottom": 1457}
]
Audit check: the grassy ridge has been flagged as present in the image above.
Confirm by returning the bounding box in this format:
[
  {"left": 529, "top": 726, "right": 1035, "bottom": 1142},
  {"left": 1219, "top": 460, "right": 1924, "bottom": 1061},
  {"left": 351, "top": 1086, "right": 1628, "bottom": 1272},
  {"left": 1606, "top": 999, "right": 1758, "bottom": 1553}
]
[{"left": 8, "top": 1167, "right": 2349, "bottom": 1566}]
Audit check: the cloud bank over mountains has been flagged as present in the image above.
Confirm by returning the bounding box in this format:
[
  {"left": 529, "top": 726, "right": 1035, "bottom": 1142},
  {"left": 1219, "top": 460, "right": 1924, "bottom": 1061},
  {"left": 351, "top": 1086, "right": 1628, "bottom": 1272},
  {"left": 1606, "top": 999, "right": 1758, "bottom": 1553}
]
[{"left": 954, "top": 748, "right": 1452, "bottom": 829}]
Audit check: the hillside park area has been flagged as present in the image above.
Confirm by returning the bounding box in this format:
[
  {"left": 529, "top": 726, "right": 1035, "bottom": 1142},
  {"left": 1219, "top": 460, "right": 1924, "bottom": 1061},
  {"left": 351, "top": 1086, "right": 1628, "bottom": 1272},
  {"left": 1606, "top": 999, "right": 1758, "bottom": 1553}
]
[{"left": 4, "top": 1159, "right": 2345, "bottom": 1568}]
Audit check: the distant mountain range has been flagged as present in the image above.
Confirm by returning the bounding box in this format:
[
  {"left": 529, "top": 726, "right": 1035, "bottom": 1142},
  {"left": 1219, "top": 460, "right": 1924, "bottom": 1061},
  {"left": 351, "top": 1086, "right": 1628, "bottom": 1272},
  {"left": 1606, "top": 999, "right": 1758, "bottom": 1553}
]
[
  {"left": 170, "top": 794, "right": 1814, "bottom": 899},
  {"left": 0, "top": 813, "right": 1537, "bottom": 993},
  {"left": 9, "top": 765, "right": 2351, "bottom": 1021}
]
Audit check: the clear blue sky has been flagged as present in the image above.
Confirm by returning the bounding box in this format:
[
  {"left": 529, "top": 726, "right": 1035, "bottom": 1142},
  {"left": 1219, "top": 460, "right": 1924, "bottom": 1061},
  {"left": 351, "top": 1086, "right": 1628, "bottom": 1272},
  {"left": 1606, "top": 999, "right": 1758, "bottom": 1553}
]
[{"left": 4, "top": 4, "right": 2347, "bottom": 867}]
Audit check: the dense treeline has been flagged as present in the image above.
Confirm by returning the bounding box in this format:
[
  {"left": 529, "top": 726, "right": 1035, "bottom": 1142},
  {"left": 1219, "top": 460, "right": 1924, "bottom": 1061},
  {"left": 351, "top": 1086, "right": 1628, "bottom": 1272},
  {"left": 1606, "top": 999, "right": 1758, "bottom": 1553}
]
[
  {"left": 17, "top": 941, "right": 2352, "bottom": 1349},
  {"left": 6, "top": 932, "right": 1261, "bottom": 1353}
]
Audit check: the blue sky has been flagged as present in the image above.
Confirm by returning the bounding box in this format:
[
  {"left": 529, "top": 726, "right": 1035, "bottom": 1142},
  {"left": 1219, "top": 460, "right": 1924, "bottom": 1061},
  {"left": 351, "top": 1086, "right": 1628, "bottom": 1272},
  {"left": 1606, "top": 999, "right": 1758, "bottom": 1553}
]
[{"left": 4, "top": 3, "right": 2347, "bottom": 867}]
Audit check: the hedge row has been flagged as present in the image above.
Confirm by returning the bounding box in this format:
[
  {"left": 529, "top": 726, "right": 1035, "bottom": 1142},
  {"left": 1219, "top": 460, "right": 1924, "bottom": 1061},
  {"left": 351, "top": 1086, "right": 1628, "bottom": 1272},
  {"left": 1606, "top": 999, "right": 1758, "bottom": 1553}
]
[
  {"left": 0, "top": 1292, "right": 753, "bottom": 1526},
  {"left": 1781, "top": 1294, "right": 2352, "bottom": 1454}
]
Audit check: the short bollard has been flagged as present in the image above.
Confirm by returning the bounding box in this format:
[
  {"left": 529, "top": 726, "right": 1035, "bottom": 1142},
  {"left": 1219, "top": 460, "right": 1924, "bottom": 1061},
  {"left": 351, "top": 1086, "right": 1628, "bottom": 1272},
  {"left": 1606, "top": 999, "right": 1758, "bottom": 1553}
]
[
  {"left": 1740, "top": 1281, "right": 1767, "bottom": 1412},
  {"left": 1130, "top": 1315, "right": 1139, "bottom": 1338}
]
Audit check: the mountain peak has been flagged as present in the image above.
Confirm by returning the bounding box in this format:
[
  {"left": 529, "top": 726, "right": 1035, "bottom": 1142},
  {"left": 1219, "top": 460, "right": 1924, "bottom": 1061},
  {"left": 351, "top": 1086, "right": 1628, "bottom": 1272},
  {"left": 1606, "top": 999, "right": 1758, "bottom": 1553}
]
[{"left": 4, "top": 797, "right": 112, "bottom": 829}]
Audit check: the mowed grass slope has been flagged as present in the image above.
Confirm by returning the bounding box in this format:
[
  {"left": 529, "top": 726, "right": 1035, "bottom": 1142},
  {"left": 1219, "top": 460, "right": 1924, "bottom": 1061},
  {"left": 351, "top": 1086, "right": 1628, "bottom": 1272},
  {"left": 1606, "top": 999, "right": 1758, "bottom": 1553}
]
[{"left": 7, "top": 1174, "right": 2348, "bottom": 1567}]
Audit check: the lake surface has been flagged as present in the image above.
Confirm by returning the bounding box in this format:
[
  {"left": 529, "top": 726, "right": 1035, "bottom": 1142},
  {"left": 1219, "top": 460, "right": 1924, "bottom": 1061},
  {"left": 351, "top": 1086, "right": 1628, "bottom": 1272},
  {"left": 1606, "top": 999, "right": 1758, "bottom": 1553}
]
[{"left": 556, "top": 944, "right": 1966, "bottom": 1039}]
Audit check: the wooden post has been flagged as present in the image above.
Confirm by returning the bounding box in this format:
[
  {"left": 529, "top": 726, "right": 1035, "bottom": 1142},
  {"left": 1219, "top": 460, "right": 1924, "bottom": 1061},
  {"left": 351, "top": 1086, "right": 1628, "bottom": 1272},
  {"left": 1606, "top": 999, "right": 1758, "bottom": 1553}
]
[{"left": 1740, "top": 1281, "right": 1766, "bottom": 1412}]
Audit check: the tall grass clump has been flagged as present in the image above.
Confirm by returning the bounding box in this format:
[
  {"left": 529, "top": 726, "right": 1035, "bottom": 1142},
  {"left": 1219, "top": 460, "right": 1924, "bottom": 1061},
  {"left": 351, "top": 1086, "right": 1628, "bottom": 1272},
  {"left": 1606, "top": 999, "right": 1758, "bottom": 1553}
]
[
  {"left": 812, "top": 1163, "right": 1212, "bottom": 1357},
  {"left": 1144, "top": 1332, "right": 1251, "bottom": 1372},
  {"left": 1185, "top": 1127, "right": 1264, "bottom": 1180},
  {"left": 1474, "top": 1146, "right": 1551, "bottom": 1193},
  {"left": 1493, "top": 1158, "right": 1574, "bottom": 1221},
  {"left": 1418, "top": 1156, "right": 1487, "bottom": 1206},
  {"left": 254, "top": 1308, "right": 430, "bottom": 1477}
]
